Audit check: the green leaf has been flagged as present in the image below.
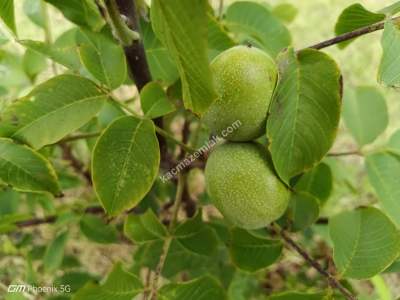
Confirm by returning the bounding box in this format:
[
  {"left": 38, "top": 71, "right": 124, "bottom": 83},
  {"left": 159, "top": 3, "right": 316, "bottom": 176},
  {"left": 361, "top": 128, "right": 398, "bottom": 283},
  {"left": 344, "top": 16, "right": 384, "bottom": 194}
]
[
  {"left": 379, "top": 20, "right": 400, "bottom": 87},
  {"left": 23, "top": 48, "right": 47, "bottom": 81},
  {"left": 335, "top": 4, "right": 385, "bottom": 49},
  {"left": 387, "top": 129, "right": 400, "bottom": 156},
  {"left": 44, "top": 231, "right": 69, "bottom": 273},
  {"left": 0, "top": 0, "right": 16, "bottom": 35},
  {"left": 44, "top": 0, "right": 104, "bottom": 31},
  {"left": 366, "top": 151, "right": 400, "bottom": 226},
  {"left": 159, "top": 276, "right": 226, "bottom": 300},
  {"left": 20, "top": 38, "right": 81, "bottom": 71},
  {"left": 0, "top": 188, "right": 20, "bottom": 215},
  {"left": 124, "top": 209, "right": 167, "bottom": 243},
  {"left": 73, "top": 263, "right": 143, "bottom": 300},
  {"left": 329, "top": 207, "right": 400, "bottom": 279},
  {"left": 77, "top": 29, "right": 127, "bottom": 90},
  {"left": 285, "top": 192, "right": 320, "bottom": 232},
  {"left": 267, "top": 48, "right": 342, "bottom": 184},
  {"left": 141, "top": 20, "right": 179, "bottom": 85},
  {"left": 342, "top": 86, "right": 388, "bottom": 146},
  {"left": 0, "top": 75, "right": 106, "bottom": 149},
  {"left": 272, "top": 3, "right": 298, "bottom": 24},
  {"left": 0, "top": 138, "right": 60, "bottom": 195},
  {"left": 79, "top": 215, "right": 118, "bottom": 244},
  {"left": 294, "top": 162, "right": 333, "bottom": 203},
  {"left": 268, "top": 291, "right": 327, "bottom": 300},
  {"left": 229, "top": 228, "right": 282, "bottom": 272},
  {"left": 151, "top": 0, "right": 216, "bottom": 115},
  {"left": 225, "top": 1, "right": 291, "bottom": 57},
  {"left": 140, "top": 82, "right": 175, "bottom": 119},
  {"left": 379, "top": 2, "right": 400, "bottom": 15},
  {"left": 207, "top": 14, "right": 235, "bottom": 59},
  {"left": 23, "top": 0, "right": 44, "bottom": 28},
  {"left": 174, "top": 211, "right": 218, "bottom": 256},
  {"left": 92, "top": 116, "right": 160, "bottom": 216},
  {"left": 54, "top": 271, "right": 96, "bottom": 293}
]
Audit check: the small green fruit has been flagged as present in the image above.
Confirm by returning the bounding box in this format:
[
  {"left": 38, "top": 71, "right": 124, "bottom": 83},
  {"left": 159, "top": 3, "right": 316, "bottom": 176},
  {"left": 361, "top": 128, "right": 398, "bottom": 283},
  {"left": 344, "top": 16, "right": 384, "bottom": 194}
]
[
  {"left": 204, "top": 45, "right": 277, "bottom": 141},
  {"left": 205, "top": 142, "right": 290, "bottom": 229}
]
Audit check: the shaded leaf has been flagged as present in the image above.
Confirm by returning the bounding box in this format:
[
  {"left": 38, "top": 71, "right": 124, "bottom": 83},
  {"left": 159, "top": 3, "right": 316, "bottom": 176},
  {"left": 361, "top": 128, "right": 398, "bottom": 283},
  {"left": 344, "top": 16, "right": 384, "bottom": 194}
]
[
  {"left": 44, "top": 0, "right": 104, "bottom": 31},
  {"left": 330, "top": 207, "right": 400, "bottom": 279},
  {"left": 20, "top": 38, "right": 81, "bottom": 71},
  {"left": 0, "top": 138, "right": 60, "bottom": 195},
  {"left": 174, "top": 211, "right": 218, "bottom": 256},
  {"left": 335, "top": 4, "right": 384, "bottom": 49},
  {"left": 267, "top": 48, "right": 342, "bottom": 184},
  {"left": 124, "top": 209, "right": 167, "bottom": 243},
  {"left": 207, "top": 14, "right": 235, "bottom": 59},
  {"left": 92, "top": 116, "right": 160, "bottom": 216},
  {"left": 159, "top": 276, "right": 226, "bottom": 300},
  {"left": 141, "top": 20, "right": 179, "bottom": 85},
  {"left": 23, "top": 0, "right": 44, "bottom": 28},
  {"left": 77, "top": 29, "right": 127, "bottom": 90},
  {"left": 0, "top": 75, "right": 106, "bottom": 149},
  {"left": 379, "top": 20, "right": 400, "bottom": 87},
  {"left": 0, "top": 0, "right": 16, "bottom": 35},
  {"left": 272, "top": 3, "right": 298, "bottom": 24},
  {"left": 294, "top": 162, "right": 333, "bottom": 203},
  {"left": 268, "top": 291, "right": 327, "bottom": 300},
  {"left": 285, "top": 192, "right": 320, "bottom": 232},
  {"left": 229, "top": 228, "right": 282, "bottom": 272},
  {"left": 366, "top": 151, "right": 400, "bottom": 226},
  {"left": 151, "top": 0, "right": 216, "bottom": 115},
  {"left": 23, "top": 48, "right": 47, "bottom": 81},
  {"left": 54, "top": 271, "right": 96, "bottom": 294},
  {"left": 73, "top": 263, "right": 143, "bottom": 300},
  {"left": 44, "top": 231, "right": 69, "bottom": 273},
  {"left": 343, "top": 86, "right": 388, "bottom": 146},
  {"left": 80, "top": 215, "right": 118, "bottom": 244},
  {"left": 140, "top": 82, "right": 175, "bottom": 119},
  {"left": 225, "top": 1, "right": 291, "bottom": 57},
  {"left": 387, "top": 129, "right": 400, "bottom": 156}
]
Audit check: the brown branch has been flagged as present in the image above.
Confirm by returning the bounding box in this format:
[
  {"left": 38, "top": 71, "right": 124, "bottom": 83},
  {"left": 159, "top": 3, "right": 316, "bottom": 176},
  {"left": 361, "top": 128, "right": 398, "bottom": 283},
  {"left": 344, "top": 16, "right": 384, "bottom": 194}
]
[
  {"left": 60, "top": 144, "right": 92, "bottom": 183},
  {"left": 104, "top": 0, "right": 167, "bottom": 159},
  {"left": 304, "top": 16, "right": 400, "bottom": 51},
  {"left": 15, "top": 206, "right": 105, "bottom": 228},
  {"left": 278, "top": 228, "right": 356, "bottom": 300}
]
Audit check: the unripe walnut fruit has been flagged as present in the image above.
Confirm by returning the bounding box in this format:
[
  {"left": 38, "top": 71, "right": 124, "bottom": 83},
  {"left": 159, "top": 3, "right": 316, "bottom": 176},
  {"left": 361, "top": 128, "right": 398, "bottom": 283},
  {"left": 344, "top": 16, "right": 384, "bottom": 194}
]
[
  {"left": 205, "top": 142, "right": 290, "bottom": 229},
  {"left": 204, "top": 45, "right": 278, "bottom": 141}
]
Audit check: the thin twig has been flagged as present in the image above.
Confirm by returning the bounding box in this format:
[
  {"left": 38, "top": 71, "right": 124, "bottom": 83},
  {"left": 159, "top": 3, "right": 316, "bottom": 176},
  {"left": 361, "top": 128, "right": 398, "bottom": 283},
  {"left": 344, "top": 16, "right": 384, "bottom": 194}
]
[
  {"left": 60, "top": 143, "right": 92, "bottom": 183},
  {"left": 148, "top": 174, "right": 186, "bottom": 300},
  {"left": 58, "top": 132, "right": 101, "bottom": 144},
  {"left": 303, "top": 16, "right": 400, "bottom": 51},
  {"left": 327, "top": 150, "right": 362, "bottom": 157},
  {"left": 277, "top": 227, "right": 356, "bottom": 300}
]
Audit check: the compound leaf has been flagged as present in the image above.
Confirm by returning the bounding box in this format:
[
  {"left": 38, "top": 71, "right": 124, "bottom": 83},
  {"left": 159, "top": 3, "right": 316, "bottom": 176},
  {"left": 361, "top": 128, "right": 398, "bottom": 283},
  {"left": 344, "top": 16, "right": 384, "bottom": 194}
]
[{"left": 124, "top": 209, "right": 167, "bottom": 243}]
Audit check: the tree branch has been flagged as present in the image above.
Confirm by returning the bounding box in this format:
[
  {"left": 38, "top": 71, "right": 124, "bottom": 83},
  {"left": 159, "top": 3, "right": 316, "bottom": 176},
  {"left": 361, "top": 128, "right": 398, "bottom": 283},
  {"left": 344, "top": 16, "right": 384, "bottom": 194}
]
[
  {"left": 277, "top": 228, "right": 356, "bottom": 300},
  {"left": 148, "top": 174, "right": 186, "bottom": 300},
  {"left": 104, "top": 0, "right": 167, "bottom": 158},
  {"left": 303, "top": 16, "right": 400, "bottom": 51}
]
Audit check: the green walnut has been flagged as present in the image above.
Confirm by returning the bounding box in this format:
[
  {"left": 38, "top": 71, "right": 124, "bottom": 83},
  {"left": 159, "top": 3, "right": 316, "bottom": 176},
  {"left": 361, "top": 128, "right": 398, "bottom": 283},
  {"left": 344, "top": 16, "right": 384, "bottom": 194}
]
[
  {"left": 205, "top": 142, "right": 290, "bottom": 229},
  {"left": 204, "top": 45, "right": 278, "bottom": 141}
]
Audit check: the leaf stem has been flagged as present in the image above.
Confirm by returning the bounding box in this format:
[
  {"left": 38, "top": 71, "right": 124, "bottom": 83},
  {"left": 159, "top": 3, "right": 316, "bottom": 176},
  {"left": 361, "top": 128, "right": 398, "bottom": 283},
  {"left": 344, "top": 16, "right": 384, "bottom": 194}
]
[
  {"left": 148, "top": 174, "right": 186, "bottom": 300},
  {"left": 57, "top": 132, "right": 101, "bottom": 144},
  {"left": 276, "top": 226, "right": 356, "bottom": 300},
  {"left": 218, "top": 0, "right": 224, "bottom": 20},
  {"left": 302, "top": 16, "right": 400, "bottom": 51}
]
